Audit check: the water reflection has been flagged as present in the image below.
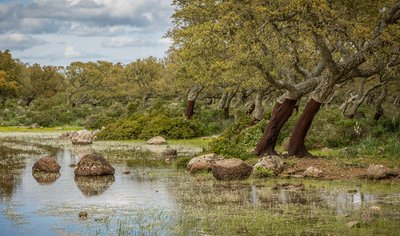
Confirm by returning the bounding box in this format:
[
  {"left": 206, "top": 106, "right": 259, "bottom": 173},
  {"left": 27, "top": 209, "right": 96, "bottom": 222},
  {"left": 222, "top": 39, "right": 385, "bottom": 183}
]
[
  {"left": 32, "top": 172, "right": 60, "bottom": 185},
  {"left": 74, "top": 175, "right": 115, "bottom": 196},
  {"left": 0, "top": 133, "right": 399, "bottom": 235}
]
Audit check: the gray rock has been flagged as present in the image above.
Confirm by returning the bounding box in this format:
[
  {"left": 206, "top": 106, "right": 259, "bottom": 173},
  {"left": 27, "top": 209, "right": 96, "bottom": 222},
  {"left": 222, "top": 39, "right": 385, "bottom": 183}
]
[
  {"left": 32, "top": 157, "right": 60, "bottom": 173},
  {"left": 253, "top": 155, "right": 284, "bottom": 177},
  {"left": 71, "top": 129, "right": 93, "bottom": 145},
  {"left": 74, "top": 153, "right": 115, "bottom": 176},
  {"left": 303, "top": 167, "right": 323, "bottom": 178},
  {"left": 146, "top": 136, "right": 167, "bottom": 145},
  {"left": 211, "top": 158, "right": 252, "bottom": 181},
  {"left": 367, "top": 164, "right": 398, "bottom": 180},
  {"left": 187, "top": 153, "right": 223, "bottom": 173},
  {"left": 346, "top": 221, "right": 360, "bottom": 228}
]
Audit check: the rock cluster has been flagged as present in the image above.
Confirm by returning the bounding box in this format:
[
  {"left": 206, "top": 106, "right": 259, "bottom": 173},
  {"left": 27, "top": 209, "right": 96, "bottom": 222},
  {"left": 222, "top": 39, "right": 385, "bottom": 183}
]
[{"left": 59, "top": 129, "right": 100, "bottom": 145}]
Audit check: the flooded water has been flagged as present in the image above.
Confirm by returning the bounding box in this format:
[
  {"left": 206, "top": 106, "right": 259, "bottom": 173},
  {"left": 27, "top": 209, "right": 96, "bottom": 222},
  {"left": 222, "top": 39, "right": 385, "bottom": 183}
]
[{"left": 0, "top": 132, "right": 399, "bottom": 235}]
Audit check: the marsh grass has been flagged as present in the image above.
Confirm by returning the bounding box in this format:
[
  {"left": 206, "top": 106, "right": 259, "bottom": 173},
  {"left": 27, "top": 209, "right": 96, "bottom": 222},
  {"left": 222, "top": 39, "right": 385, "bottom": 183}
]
[{"left": 1, "top": 132, "right": 400, "bottom": 236}]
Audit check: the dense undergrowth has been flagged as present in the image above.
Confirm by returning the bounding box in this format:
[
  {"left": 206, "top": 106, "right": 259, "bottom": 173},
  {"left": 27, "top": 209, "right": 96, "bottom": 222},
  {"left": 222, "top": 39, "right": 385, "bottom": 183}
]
[{"left": 1, "top": 96, "right": 399, "bottom": 160}]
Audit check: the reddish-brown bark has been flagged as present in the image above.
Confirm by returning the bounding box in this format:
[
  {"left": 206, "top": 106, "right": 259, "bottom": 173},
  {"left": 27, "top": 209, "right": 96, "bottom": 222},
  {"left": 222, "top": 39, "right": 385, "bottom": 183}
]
[
  {"left": 185, "top": 100, "right": 195, "bottom": 119},
  {"left": 288, "top": 98, "right": 322, "bottom": 157},
  {"left": 254, "top": 99, "right": 297, "bottom": 156}
]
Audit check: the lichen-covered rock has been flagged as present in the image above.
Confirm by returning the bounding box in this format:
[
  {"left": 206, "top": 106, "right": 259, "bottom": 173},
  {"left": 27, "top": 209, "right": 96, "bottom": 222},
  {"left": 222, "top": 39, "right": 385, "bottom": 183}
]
[
  {"left": 32, "top": 157, "right": 60, "bottom": 173},
  {"left": 303, "top": 166, "right": 323, "bottom": 178},
  {"left": 146, "top": 136, "right": 167, "bottom": 145},
  {"left": 187, "top": 153, "right": 223, "bottom": 173},
  {"left": 71, "top": 129, "right": 93, "bottom": 145},
  {"left": 74, "top": 153, "right": 115, "bottom": 176},
  {"left": 366, "top": 165, "right": 398, "bottom": 180},
  {"left": 253, "top": 155, "right": 284, "bottom": 177},
  {"left": 211, "top": 158, "right": 252, "bottom": 181}
]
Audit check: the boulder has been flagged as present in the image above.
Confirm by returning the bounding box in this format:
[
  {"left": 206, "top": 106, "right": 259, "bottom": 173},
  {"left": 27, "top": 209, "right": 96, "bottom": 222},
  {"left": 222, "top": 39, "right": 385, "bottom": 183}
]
[
  {"left": 253, "top": 155, "right": 284, "bottom": 177},
  {"left": 71, "top": 129, "right": 93, "bottom": 145},
  {"left": 211, "top": 158, "right": 252, "bottom": 180},
  {"left": 74, "top": 153, "right": 115, "bottom": 176},
  {"left": 32, "top": 157, "right": 60, "bottom": 173},
  {"left": 146, "top": 136, "right": 167, "bottom": 145},
  {"left": 187, "top": 153, "right": 223, "bottom": 173},
  {"left": 303, "top": 167, "right": 323, "bottom": 178},
  {"left": 58, "top": 131, "right": 75, "bottom": 140},
  {"left": 346, "top": 221, "right": 360, "bottom": 228},
  {"left": 366, "top": 164, "right": 398, "bottom": 180}
]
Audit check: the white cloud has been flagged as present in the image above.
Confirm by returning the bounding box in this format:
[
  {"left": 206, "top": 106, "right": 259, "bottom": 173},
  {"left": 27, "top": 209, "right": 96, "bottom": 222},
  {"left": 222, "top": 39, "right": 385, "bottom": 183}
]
[
  {"left": 0, "top": 33, "right": 46, "bottom": 51},
  {"left": 63, "top": 46, "right": 82, "bottom": 57},
  {"left": 102, "top": 36, "right": 150, "bottom": 48}
]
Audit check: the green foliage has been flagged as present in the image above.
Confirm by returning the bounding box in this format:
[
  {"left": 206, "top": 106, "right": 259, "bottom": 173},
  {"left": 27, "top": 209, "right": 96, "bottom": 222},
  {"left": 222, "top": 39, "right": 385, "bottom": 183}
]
[
  {"left": 98, "top": 113, "right": 203, "bottom": 140},
  {"left": 84, "top": 114, "right": 115, "bottom": 130},
  {"left": 253, "top": 166, "right": 274, "bottom": 178},
  {"left": 174, "top": 157, "right": 192, "bottom": 169}
]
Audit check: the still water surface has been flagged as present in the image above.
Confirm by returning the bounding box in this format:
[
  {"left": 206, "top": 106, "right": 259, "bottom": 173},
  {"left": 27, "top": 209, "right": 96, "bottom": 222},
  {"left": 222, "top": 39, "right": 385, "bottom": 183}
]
[{"left": 0, "top": 133, "right": 399, "bottom": 235}]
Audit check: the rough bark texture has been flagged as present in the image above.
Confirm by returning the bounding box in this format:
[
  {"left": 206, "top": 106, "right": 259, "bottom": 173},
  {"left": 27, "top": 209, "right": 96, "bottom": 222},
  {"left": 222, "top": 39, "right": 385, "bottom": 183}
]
[
  {"left": 185, "top": 85, "right": 203, "bottom": 120},
  {"left": 223, "top": 92, "right": 236, "bottom": 119},
  {"left": 288, "top": 98, "right": 322, "bottom": 157},
  {"left": 250, "top": 90, "right": 265, "bottom": 125},
  {"left": 373, "top": 84, "right": 387, "bottom": 121},
  {"left": 255, "top": 99, "right": 297, "bottom": 156}
]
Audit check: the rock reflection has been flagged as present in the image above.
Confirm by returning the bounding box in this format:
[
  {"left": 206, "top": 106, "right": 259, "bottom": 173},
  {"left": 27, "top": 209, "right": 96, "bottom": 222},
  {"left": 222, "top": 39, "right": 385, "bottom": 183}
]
[
  {"left": 32, "top": 172, "right": 60, "bottom": 185},
  {"left": 74, "top": 175, "right": 115, "bottom": 196}
]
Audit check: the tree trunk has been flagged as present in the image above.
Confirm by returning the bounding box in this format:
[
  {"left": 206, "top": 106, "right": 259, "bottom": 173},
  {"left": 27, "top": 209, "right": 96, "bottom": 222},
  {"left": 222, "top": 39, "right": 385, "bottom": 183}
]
[
  {"left": 287, "top": 98, "right": 322, "bottom": 157},
  {"left": 287, "top": 78, "right": 335, "bottom": 157},
  {"left": 249, "top": 90, "right": 265, "bottom": 126},
  {"left": 185, "top": 100, "right": 196, "bottom": 119},
  {"left": 218, "top": 92, "right": 228, "bottom": 110},
  {"left": 373, "top": 84, "right": 387, "bottom": 121},
  {"left": 185, "top": 85, "right": 203, "bottom": 119},
  {"left": 222, "top": 92, "right": 235, "bottom": 119},
  {"left": 254, "top": 99, "right": 297, "bottom": 156}
]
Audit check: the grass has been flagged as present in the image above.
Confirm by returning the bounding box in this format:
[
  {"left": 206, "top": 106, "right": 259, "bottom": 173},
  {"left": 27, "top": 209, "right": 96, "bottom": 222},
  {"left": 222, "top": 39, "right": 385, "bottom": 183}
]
[{"left": 0, "top": 126, "right": 82, "bottom": 132}]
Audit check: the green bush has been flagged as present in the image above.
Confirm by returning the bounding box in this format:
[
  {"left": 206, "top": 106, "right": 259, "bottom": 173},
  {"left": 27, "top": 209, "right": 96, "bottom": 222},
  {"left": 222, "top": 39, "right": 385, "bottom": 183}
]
[
  {"left": 98, "top": 113, "right": 203, "bottom": 140},
  {"left": 174, "top": 157, "right": 192, "bottom": 169},
  {"left": 84, "top": 113, "right": 114, "bottom": 129}
]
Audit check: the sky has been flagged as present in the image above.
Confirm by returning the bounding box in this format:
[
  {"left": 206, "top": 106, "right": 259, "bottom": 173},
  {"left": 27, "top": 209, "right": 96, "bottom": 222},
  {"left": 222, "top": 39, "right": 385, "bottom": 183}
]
[{"left": 0, "top": 0, "right": 174, "bottom": 66}]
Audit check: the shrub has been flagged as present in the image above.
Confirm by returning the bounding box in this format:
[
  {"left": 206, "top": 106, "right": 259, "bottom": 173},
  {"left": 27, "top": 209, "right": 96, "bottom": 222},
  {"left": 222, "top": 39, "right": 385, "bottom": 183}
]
[
  {"left": 84, "top": 113, "right": 114, "bottom": 129},
  {"left": 98, "top": 113, "right": 203, "bottom": 140}
]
